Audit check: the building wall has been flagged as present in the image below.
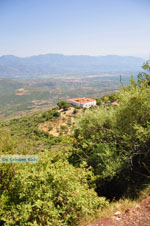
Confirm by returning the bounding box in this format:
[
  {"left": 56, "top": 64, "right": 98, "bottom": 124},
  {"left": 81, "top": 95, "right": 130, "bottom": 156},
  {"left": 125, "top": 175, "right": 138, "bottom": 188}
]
[
  {"left": 68, "top": 100, "right": 96, "bottom": 108},
  {"left": 82, "top": 101, "right": 96, "bottom": 108},
  {"left": 67, "top": 100, "right": 80, "bottom": 107}
]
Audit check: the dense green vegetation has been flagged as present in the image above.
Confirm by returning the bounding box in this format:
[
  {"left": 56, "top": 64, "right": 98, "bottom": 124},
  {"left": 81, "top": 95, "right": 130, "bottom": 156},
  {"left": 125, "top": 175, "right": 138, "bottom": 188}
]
[
  {"left": 0, "top": 150, "right": 108, "bottom": 226},
  {"left": 0, "top": 62, "right": 150, "bottom": 225},
  {"left": 0, "top": 109, "right": 108, "bottom": 225},
  {"left": 57, "top": 100, "right": 71, "bottom": 111},
  {"left": 70, "top": 61, "right": 150, "bottom": 199}
]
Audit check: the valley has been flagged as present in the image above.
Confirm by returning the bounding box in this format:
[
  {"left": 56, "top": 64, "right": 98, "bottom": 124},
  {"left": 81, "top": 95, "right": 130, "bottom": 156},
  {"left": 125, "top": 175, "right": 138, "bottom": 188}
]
[{"left": 0, "top": 72, "right": 130, "bottom": 119}]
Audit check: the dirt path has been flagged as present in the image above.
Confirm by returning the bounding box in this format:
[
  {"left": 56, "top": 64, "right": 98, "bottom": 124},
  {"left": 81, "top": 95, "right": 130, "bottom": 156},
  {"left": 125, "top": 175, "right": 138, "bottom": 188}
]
[
  {"left": 88, "top": 197, "right": 150, "bottom": 226},
  {"left": 39, "top": 107, "right": 82, "bottom": 136}
]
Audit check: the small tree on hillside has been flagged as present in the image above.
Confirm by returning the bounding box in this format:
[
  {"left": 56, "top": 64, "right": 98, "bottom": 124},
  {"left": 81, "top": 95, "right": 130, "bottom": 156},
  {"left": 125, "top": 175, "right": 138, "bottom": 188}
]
[
  {"left": 53, "top": 111, "right": 60, "bottom": 117},
  {"left": 108, "top": 93, "right": 118, "bottom": 102},
  {"left": 57, "top": 100, "right": 70, "bottom": 111},
  {"left": 96, "top": 98, "right": 102, "bottom": 106},
  {"left": 137, "top": 61, "right": 150, "bottom": 85}
]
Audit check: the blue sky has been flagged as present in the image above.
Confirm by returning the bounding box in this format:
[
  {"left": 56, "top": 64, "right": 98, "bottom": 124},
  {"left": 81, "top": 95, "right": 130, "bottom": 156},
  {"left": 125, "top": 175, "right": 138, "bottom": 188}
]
[{"left": 0, "top": 0, "right": 150, "bottom": 58}]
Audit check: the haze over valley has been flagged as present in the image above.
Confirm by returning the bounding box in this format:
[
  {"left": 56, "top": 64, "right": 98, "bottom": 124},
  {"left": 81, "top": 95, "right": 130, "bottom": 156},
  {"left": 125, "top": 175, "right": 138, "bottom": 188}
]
[
  {"left": 0, "top": 53, "right": 145, "bottom": 118},
  {"left": 0, "top": 53, "right": 144, "bottom": 79}
]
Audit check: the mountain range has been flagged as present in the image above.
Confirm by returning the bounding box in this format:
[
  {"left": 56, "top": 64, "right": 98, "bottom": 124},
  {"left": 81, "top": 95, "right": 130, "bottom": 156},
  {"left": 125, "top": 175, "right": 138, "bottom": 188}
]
[{"left": 0, "top": 54, "right": 145, "bottom": 79}]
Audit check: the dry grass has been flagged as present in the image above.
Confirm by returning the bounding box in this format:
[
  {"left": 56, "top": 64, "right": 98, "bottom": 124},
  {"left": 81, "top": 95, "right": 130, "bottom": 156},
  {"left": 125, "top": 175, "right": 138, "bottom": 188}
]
[
  {"left": 38, "top": 107, "right": 82, "bottom": 136},
  {"left": 78, "top": 186, "right": 150, "bottom": 226},
  {"left": 78, "top": 198, "right": 137, "bottom": 226},
  {"left": 79, "top": 186, "right": 150, "bottom": 225},
  {"left": 16, "top": 88, "right": 29, "bottom": 95},
  {"left": 137, "top": 186, "right": 150, "bottom": 201}
]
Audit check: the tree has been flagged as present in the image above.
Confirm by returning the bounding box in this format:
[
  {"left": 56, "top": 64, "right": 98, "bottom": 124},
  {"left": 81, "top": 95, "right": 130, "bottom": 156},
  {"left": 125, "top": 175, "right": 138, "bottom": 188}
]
[
  {"left": 137, "top": 61, "right": 150, "bottom": 85},
  {"left": 53, "top": 111, "right": 60, "bottom": 117},
  {"left": 104, "top": 96, "right": 109, "bottom": 102},
  {"left": 108, "top": 93, "right": 118, "bottom": 102},
  {"left": 73, "top": 109, "right": 78, "bottom": 114},
  {"left": 57, "top": 100, "right": 70, "bottom": 111},
  {"left": 96, "top": 98, "right": 102, "bottom": 106},
  {"left": 0, "top": 151, "right": 108, "bottom": 226},
  {"left": 70, "top": 70, "right": 150, "bottom": 199}
]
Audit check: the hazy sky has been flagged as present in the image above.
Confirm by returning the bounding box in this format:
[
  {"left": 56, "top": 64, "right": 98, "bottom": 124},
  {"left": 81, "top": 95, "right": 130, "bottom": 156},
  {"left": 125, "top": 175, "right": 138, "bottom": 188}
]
[{"left": 0, "top": 0, "right": 150, "bottom": 58}]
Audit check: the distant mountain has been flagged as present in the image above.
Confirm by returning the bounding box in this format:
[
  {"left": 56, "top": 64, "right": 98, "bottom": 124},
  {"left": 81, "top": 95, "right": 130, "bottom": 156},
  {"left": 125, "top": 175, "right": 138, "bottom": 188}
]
[{"left": 0, "top": 54, "right": 145, "bottom": 79}]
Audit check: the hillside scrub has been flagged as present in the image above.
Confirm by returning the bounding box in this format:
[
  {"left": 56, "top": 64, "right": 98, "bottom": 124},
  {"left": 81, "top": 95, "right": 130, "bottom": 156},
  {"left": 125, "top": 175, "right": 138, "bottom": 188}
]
[
  {"left": 70, "top": 63, "right": 150, "bottom": 199},
  {"left": 57, "top": 100, "right": 71, "bottom": 111},
  {"left": 1, "top": 62, "right": 150, "bottom": 225},
  {"left": 0, "top": 148, "right": 108, "bottom": 226}
]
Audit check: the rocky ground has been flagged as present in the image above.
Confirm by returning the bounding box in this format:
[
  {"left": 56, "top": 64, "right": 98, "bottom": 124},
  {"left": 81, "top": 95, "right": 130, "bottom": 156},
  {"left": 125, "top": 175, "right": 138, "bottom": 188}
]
[
  {"left": 39, "top": 107, "right": 81, "bottom": 136},
  {"left": 88, "top": 196, "right": 150, "bottom": 226}
]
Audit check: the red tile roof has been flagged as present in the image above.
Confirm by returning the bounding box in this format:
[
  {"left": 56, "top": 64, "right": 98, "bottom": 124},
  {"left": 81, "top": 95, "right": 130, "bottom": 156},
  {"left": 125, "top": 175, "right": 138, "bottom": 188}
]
[
  {"left": 68, "top": 97, "right": 96, "bottom": 104},
  {"left": 112, "top": 101, "right": 119, "bottom": 105}
]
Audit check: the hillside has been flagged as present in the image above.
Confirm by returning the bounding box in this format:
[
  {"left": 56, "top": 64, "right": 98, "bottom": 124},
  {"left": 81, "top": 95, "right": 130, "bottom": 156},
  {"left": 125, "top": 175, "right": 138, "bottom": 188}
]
[
  {"left": 88, "top": 196, "right": 150, "bottom": 226},
  {"left": 0, "top": 62, "right": 150, "bottom": 226},
  {"left": 38, "top": 107, "right": 82, "bottom": 136},
  {"left": 0, "top": 75, "right": 124, "bottom": 119},
  {"left": 0, "top": 78, "right": 23, "bottom": 95},
  {"left": 0, "top": 54, "right": 144, "bottom": 79}
]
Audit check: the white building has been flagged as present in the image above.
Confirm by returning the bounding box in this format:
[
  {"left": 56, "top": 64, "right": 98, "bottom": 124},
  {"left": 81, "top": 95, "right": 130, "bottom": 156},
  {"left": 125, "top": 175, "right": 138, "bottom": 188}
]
[{"left": 67, "top": 97, "right": 96, "bottom": 108}]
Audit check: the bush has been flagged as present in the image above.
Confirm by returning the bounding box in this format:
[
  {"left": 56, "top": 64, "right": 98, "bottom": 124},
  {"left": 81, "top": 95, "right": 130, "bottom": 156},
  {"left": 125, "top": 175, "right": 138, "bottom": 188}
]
[
  {"left": 70, "top": 107, "right": 120, "bottom": 179},
  {"left": 67, "top": 118, "right": 72, "bottom": 126},
  {"left": 75, "top": 106, "right": 81, "bottom": 109},
  {"left": 48, "top": 125, "right": 53, "bottom": 131},
  {"left": 53, "top": 111, "right": 60, "bottom": 117},
  {"left": 57, "top": 100, "right": 71, "bottom": 111},
  {"left": 70, "top": 78, "right": 150, "bottom": 199},
  {"left": 96, "top": 98, "right": 102, "bottom": 106},
  {"left": 0, "top": 151, "right": 108, "bottom": 226},
  {"left": 42, "top": 110, "right": 60, "bottom": 120},
  {"left": 73, "top": 109, "right": 78, "bottom": 114},
  {"left": 52, "top": 107, "right": 59, "bottom": 111},
  {"left": 60, "top": 125, "right": 68, "bottom": 134}
]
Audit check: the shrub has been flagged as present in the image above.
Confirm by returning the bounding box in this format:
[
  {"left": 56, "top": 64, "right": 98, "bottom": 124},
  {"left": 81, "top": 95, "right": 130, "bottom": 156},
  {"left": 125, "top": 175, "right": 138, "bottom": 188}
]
[
  {"left": 52, "top": 107, "right": 59, "bottom": 111},
  {"left": 57, "top": 100, "right": 70, "bottom": 111},
  {"left": 60, "top": 125, "right": 68, "bottom": 134},
  {"left": 0, "top": 151, "right": 108, "bottom": 226},
  {"left": 42, "top": 110, "right": 60, "bottom": 121},
  {"left": 70, "top": 77, "right": 150, "bottom": 199},
  {"left": 73, "top": 109, "right": 78, "bottom": 114},
  {"left": 48, "top": 125, "right": 53, "bottom": 131},
  {"left": 75, "top": 106, "right": 81, "bottom": 109},
  {"left": 96, "top": 98, "right": 102, "bottom": 106},
  {"left": 53, "top": 111, "right": 60, "bottom": 117},
  {"left": 67, "top": 118, "right": 72, "bottom": 126}
]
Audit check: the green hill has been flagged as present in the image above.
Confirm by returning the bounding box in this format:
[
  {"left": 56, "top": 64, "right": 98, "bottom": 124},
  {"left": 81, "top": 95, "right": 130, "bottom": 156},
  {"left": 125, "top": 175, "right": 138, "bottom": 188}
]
[
  {"left": 0, "top": 62, "right": 150, "bottom": 226},
  {"left": 0, "top": 74, "right": 124, "bottom": 119}
]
